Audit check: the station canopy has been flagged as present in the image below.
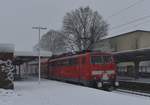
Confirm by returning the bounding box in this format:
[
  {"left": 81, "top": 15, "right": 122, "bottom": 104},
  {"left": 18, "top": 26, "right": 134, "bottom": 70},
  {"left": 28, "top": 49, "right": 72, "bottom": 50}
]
[
  {"left": 13, "top": 51, "right": 52, "bottom": 65},
  {"left": 113, "top": 48, "right": 150, "bottom": 62}
]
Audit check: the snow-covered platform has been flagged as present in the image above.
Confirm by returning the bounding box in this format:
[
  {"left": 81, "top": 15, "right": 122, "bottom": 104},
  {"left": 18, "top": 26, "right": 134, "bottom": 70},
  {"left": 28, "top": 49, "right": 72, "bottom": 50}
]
[{"left": 0, "top": 78, "right": 150, "bottom": 105}]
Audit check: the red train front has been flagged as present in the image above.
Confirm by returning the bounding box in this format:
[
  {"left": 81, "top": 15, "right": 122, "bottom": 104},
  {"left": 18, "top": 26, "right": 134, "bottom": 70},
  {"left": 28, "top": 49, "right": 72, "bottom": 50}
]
[{"left": 48, "top": 51, "right": 119, "bottom": 88}]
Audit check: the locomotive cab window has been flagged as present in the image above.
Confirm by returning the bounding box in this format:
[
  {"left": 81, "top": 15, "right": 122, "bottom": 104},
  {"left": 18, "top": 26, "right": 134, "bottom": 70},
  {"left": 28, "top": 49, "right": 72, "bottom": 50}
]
[
  {"left": 91, "top": 56, "right": 103, "bottom": 64},
  {"left": 91, "top": 55, "right": 113, "bottom": 64},
  {"left": 103, "top": 56, "right": 113, "bottom": 64}
]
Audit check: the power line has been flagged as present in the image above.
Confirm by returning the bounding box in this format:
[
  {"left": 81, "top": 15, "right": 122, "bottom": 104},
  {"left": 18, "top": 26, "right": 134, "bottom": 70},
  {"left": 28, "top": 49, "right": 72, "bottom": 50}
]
[
  {"left": 106, "top": 0, "right": 145, "bottom": 19},
  {"left": 110, "top": 15, "right": 150, "bottom": 30},
  {"left": 110, "top": 18, "right": 150, "bottom": 36},
  {"left": 102, "top": 0, "right": 147, "bottom": 37},
  {"left": 133, "top": 19, "right": 150, "bottom": 27}
]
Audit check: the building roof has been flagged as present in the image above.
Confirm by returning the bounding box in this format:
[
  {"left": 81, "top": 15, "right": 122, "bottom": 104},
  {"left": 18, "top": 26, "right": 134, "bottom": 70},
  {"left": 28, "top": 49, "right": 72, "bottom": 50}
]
[{"left": 102, "top": 30, "right": 150, "bottom": 40}]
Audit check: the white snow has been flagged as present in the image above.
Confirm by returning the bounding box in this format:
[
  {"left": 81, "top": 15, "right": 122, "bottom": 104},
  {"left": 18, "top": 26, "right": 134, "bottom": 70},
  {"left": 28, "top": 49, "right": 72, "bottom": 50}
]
[
  {"left": 14, "top": 51, "right": 52, "bottom": 57},
  {"left": 0, "top": 78, "right": 150, "bottom": 105},
  {"left": 0, "top": 43, "right": 14, "bottom": 52}
]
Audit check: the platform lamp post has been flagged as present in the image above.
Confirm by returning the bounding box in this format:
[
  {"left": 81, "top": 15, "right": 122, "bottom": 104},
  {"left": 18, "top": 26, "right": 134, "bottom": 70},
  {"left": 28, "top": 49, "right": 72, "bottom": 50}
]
[{"left": 32, "top": 26, "right": 47, "bottom": 84}]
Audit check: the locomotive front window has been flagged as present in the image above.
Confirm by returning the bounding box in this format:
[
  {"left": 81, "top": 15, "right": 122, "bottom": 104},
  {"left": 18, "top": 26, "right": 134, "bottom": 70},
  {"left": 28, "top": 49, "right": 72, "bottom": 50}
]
[
  {"left": 103, "top": 56, "right": 113, "bottom": 63},
  {"left": 91, "top": 56, "right": 103, "bottom": 64},
  {"left": 91, "top": 55, "right": 113, "bottom": 64}
]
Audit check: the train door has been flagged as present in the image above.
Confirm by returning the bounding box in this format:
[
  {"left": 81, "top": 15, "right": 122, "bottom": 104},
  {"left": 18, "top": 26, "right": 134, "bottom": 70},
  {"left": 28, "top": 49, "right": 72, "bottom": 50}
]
[{"left": 79, "top": 56, "right": 87, "bottom": 82}]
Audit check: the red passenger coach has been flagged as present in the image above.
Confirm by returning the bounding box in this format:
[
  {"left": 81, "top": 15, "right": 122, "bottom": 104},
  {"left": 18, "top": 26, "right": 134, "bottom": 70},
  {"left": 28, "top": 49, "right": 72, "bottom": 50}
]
[{"left": 48, "top": 51, "right": 119, "bottom": 88}]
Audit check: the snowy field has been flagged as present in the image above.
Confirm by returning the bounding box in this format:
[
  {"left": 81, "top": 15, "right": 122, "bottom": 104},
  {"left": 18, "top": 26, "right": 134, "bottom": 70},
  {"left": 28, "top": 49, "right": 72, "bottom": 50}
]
[{"left": 0, "top": 78, "right": 150, "bottom": 105}]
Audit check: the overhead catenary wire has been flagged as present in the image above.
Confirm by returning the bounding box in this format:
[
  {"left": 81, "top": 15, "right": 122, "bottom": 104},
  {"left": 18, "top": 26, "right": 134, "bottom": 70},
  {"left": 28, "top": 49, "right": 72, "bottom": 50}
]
[
  {"left": 110, "top": 15, "right": 150, "bottom": 31},
  {"left": 132, "top": 19, "right": 150, "bottom": 27},
  {"left": 99, "top": 0, "right": 147, "bottom": 38},
  {"left": 105, "top": 0, "right": 147, "bottom": 34},
  {"left": 109, "top": 18, "right": 150, "bottom": 37},
  {"left": 106, "top": 0, "right": 145, "bottom": 20}
]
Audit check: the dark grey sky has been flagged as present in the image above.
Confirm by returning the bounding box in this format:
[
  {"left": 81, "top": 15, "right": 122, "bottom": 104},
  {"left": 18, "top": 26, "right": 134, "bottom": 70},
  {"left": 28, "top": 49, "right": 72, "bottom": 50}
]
[{"left": 0, "top": 0, "right": 149, "bottom": 51}]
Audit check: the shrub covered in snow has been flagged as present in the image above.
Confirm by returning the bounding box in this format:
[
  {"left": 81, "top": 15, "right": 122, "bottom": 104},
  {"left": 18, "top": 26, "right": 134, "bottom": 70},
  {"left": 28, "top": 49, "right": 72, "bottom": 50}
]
[{"left": 0, "top": 60, "right": 14, "bottom": 89}]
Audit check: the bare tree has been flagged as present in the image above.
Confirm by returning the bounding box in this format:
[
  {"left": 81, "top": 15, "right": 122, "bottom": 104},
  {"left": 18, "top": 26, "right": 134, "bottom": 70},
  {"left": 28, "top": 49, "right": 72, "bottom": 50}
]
[
  {"left": 63, "top": 6, "right": 108, "bottom": 51},
  {"left": 39, "top": 30, "right": 67, "bottom": 54}
]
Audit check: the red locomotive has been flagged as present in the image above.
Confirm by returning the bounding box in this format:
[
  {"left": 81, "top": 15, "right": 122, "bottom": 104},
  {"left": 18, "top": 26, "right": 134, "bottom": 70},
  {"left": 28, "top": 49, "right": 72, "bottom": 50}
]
[{"left": 46, "top": 51, "right": 119, "bottom": 88}]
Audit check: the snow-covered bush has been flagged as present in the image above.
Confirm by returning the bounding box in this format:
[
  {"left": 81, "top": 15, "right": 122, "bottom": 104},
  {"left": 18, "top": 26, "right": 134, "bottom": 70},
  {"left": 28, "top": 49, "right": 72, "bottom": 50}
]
[{"left": 0, "top": 60, "right": 14, "bottom": 89}]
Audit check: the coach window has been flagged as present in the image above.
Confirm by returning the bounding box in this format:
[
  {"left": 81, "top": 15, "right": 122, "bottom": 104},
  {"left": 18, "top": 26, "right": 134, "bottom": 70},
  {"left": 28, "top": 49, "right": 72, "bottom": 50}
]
[
  {"left": 51, "top": 62, "right": 54, "bottom": 67},
  {"left": 61, "top": 60, "right": 64, "bottom": 66},
  {"left": 51, "top": 62, "right": 56, "bottom": 67},
  {"left": 54, "top": 61, "right": 57, "bottom": 67},
  {"left": 69, "top": 58, "right": 73, "bottom": 66},
  {"left": 62, "top": 60, "right": 69, "bottom": 66},
  {"left": 57, "top": 61, "right": 61, "bottom": 67},
  {"left": 69, "top": 58, "right": 77, "bottom": 66},
  {"left": 60, "top": 60, "right": 64, "bottom": 66}
]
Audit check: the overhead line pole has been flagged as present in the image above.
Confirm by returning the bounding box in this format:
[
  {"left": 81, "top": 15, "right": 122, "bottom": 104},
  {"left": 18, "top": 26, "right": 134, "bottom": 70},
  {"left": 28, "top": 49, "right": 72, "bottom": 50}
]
[{"left": 32, "top": 26, "right": 47, "bottom": 84}]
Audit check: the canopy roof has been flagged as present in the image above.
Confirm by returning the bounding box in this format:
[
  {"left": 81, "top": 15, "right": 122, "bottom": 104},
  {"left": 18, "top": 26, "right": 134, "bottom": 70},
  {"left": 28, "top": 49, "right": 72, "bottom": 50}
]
[{"left": 13, "top": 51, "right": 52, "bottom": 65}]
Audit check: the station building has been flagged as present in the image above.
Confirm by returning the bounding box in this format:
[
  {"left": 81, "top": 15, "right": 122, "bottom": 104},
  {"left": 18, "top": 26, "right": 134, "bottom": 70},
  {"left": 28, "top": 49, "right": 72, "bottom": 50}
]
[{"left": 93, "top": 30, "right": 150, "bottom": 78}]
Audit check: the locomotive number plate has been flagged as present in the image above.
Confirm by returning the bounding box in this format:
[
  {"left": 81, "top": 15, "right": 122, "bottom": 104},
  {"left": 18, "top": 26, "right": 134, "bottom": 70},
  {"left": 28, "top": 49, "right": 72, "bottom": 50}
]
[{"left": 92, "top": 71, "right": 103, "bottom": 75}]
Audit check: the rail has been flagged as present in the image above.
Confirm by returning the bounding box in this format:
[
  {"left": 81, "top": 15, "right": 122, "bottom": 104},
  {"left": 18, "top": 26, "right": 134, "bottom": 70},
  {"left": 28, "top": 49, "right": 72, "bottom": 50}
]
[{"left": 114, "top": 89, "right": 150, "bottom": 98}]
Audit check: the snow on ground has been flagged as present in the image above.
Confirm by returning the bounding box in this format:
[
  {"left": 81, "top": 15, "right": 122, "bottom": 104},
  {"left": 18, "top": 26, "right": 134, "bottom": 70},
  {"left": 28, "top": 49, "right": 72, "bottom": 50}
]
[{"left": 0, "top": 78, "right": 150, "bottom": 105}]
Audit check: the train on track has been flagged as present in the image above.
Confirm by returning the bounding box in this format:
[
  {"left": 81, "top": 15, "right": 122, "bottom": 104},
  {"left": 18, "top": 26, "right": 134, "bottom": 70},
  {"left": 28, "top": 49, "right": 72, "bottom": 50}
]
[{"left": 39, "top": 51, "right": 119, "bottom": 89}]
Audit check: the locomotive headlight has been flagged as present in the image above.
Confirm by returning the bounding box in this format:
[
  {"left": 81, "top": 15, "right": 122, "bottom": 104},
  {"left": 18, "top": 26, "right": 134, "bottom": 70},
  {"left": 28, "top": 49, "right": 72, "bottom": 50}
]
[
  {"left": 115, "top": 81, "right": 119, "bottom": 86},
  {"left": 97, "top": 82, "right": 102, "bottom": 88}
]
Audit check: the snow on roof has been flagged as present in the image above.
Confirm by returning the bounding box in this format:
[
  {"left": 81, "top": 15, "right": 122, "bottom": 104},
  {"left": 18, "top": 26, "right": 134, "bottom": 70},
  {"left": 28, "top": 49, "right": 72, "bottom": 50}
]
[
  {"left": 101, "top": 30, "right": 150, "bottom": 40},
  {"left": 14, "top": 51, "right": 52, "bottom": 57},
  {"left": 0, "top": 43, "right": 14, "bottom": 52}
]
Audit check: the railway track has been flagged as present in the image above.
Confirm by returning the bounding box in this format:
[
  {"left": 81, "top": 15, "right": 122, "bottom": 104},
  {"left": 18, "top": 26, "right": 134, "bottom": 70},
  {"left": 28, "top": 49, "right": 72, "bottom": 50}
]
[{"left": 113, "top": 89, "right": 150, "bottom": 98}]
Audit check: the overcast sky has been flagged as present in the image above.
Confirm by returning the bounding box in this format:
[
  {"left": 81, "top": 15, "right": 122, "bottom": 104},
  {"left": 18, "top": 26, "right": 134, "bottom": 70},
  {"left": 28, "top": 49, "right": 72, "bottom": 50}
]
[{"left": 0, "top": 0, "right": 149, "bottom": 51}]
